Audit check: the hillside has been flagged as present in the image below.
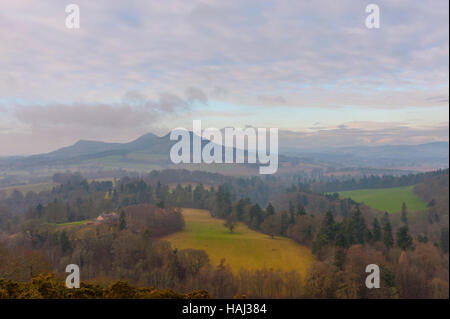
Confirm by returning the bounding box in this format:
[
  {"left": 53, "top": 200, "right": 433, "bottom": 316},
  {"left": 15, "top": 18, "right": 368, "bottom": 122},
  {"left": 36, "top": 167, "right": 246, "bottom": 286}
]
[{"left": 164, "top": 208, "right": 315, "bottom": 277}]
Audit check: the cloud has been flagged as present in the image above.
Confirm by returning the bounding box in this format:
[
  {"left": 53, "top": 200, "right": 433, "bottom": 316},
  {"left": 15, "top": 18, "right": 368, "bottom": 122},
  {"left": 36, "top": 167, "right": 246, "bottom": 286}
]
[
  {"left": 0, "top": 1, "right": 448, "bottom": 155},
  {"left": 0, "top": 89, "right": 207, "bottom": 155},
  {"left": 427, "top": 95, "right": 449, "bottom": 103},
  {"left": 257, "top": 95, "right": 287, "bottom": 106},
  {"left": 0, "top": 0, "right": 447, "bottom": 107},
  {"left": 185, "top": 87, "right": 208, "bottom": 105},
  {"left": 14, "top": 88, "right": 202, "bottom": 129}
]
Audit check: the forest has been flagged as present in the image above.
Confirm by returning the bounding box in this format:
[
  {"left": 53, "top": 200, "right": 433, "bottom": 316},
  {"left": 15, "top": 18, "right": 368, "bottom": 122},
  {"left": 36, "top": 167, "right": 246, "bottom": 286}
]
[{"left": 0, "top": 169, "right": 448, "bottom": 298}]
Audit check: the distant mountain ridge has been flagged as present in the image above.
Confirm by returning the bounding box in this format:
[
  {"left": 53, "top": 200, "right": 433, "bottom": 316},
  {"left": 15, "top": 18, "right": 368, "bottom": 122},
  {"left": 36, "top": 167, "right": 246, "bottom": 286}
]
[{"left": 0, "top": 132, "right": 448, "bottom": 172}]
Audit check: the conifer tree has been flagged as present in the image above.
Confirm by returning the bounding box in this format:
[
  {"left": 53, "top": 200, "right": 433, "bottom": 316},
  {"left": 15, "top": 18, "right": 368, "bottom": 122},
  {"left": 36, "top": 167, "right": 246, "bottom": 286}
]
[
  {"left": 401, "top": 202, "right": 408, "bottom": 224},
  {"left": 372, "top": 217, "right": 382, "bottom": 242},
  {"left": 119, "top": 210, "right": 126, "bottom": 231},
  {"left": 382, "top": 213, "right": 394, "bottom": 249},
  {"left": 265, "top": 202, "right": 275, "bottom": 217},
  {"left": 396, "top": 225, "right": 413, "bottom": 250}
]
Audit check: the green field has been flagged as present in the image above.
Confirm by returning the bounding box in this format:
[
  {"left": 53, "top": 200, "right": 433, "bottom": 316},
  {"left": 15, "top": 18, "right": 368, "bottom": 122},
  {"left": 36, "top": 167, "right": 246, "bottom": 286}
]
[
  {"left": 53, "top": 220, "right": 93, "bottom": 227},
  {"left": 164, "top": 208, "right": 315, "bottom": 277},
  {"left": 338, "top": 185, "right": 427, "bottom": 213}
]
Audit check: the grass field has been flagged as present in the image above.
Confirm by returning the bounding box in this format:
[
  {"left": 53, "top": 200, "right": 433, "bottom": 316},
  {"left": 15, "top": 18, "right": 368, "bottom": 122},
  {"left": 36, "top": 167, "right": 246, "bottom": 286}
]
[
  {"left": 338, "top": 185, "right": 427, "bottom": 213},
  {"left": 53, "top": 220, "right": 93, "bottom": 227},
  {"left": 164, "top": 208, "right": 315, "bottom": 277}
]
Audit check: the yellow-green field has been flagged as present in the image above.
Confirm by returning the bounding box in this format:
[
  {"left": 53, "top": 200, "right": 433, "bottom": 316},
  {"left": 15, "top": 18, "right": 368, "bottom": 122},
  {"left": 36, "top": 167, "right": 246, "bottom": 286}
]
[
  {"left": 164, "top": 208, "right": 315, "bottom": 277},
  {"left": 338, "top": 185, "right": 427, "bottom": 213}
]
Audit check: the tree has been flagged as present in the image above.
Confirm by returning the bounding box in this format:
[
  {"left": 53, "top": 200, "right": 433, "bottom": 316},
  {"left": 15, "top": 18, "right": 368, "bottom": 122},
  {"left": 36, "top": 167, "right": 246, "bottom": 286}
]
[
  {"left": 372, "top": 218, "right": 381, "bottom": 242},
  {"left": 119, "top": 211, "right": 126, "bottom": 231},
  {"left": 288, "top": 201, "right": 295, "bottom": 224},
  {"left": 265, "top": 203, "right": 275, "bottom": 217},
  {"left": 297, "top": 205, "right": 306, "bottom": 216},
  {"left": 249, "top": 204, "right": 263, "bottom": 229},
  {"left": 224, "top": 214, "right": 237, "bottom": 233},
  {"left": 261, "top": 215, "right": 279, "bottom": 239},
  {"left": 311, "top": 211, "right": 335, "bottom": 254},
  {"left": 335, "top": 223, "right": 349, "bottom": 248},
  {"left": 60, "top": 231, "right": 72, "bottom": 255},
  {"left": 382, "top": 213, "right": 394, "bottom": 249},
  {"left": 279, "top": 211, "right": 289, "bottom": 235},
  {"left": 396, "top": 225, "right": 413, "bottom": 251},
  {"left": 401, "top": 202, "right": 408, "bottom": 224},
  {"left": 440, "top": 227, "right": 449, "bottom": 254},
  {"left": 213, "top": 186, "right": 232, "bottom": 218},
  {"left": 234, "top": 199, "right": 246, "bottom": 220},
  {"left": 334, "top": 248, "right": 346, "bottom": 270},
  {"left": 320, "top": 211, "right": 336, "bottom": 242},
  {"left": 156, "top": 201, "right": 165, "bottom": 209},
  {"left": 347, "top": 207, "right": 368, "bottom": 245}
]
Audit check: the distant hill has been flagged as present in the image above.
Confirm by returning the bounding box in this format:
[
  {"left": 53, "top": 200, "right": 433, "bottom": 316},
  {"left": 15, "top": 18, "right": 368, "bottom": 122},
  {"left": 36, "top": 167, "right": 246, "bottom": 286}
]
[
  {"left": 281, "top": 141, "right": 449, "bottom": 169},
  {"left": 0, "top": 132, "right": 447, "bottom": 177},
  {"left": 0, "top": 132, "right": 251, "bottom": 174},
  {"left": 0, "top": 132, "right": 177, "bottom": 171}
]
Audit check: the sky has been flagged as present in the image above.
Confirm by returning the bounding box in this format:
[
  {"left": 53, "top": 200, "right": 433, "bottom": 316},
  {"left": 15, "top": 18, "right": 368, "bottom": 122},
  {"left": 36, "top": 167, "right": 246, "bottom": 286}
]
[{"left": 0, "top": 0, "right": 448, "bottom": 155}]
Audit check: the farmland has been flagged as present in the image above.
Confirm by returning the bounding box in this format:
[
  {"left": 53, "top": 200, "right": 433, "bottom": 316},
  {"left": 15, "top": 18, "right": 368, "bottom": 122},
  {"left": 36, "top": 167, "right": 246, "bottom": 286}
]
[
  {"left": 164, "top": 208, "right": 315, "bottom": 277},
  {"left": 337, "top": 185, "right": 428, "bottom": 213}
]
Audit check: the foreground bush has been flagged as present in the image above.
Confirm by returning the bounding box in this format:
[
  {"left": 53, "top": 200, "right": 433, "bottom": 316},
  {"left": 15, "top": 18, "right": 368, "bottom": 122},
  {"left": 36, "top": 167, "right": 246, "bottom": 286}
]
[{"left": 0, "top": 274, "right": 210, "bottom": 299}]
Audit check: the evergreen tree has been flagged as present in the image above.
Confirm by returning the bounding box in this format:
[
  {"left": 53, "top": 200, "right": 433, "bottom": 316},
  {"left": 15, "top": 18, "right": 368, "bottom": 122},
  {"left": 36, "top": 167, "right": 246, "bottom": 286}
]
[
  {"left": 297, "top": 205, "right": 306, "bottom": 216},
  {"left": 401, "top": 202, "right": 408, "bottom": 224},
  {"left": 119, "top": 210, "right": 126, "bottom": 231},
  {"left": 440, "top": 227, "right": 449, "bottom": 254},
  {"left": 396, "top": 225, "right": 413, "bottom": 251},
  {"left": 265, "top": 202, "right": 275, "bottom": 217},
  {"left": 382, "top": 213, "right": 394, "bottom": 249},
  {"left": 289, "top": 201, "right": 294, "bottom": 215},
  {"left": 288, "top": 201, "right": 295, "bottom": 224},
  {"left": 381, "top": 212, "right": 390, "bottom": 227},
  {"left": 213, "top": 186, "right": 232, "bottom": 218},
  {"left": 60, "top": 231, "right": 71, "bottom": 255},
  {"left": 372, "top": 217, "right": 382, "bottom": 242},
  {"left": 156, "top": 200, "right": 165, "bottom": 209},
  {"left": 335, "top": 223, "right": 349, "bottom": 248},
  {"left": 347, "top": 207, "right": 368, "bottom": 245},
  {"left": 234, "top": 199, "right": 246, "bottom": 220},
  {"left": 36, "top": 203, "right": 44, "bottom": 218},
  {"left": 249, "top": 204, "right": 263, "bottom": 229},
  {"left": 279, "top": 211, "right": 289, "bottom": 235},
  {"left": 312, "top": 210, "right": 336, "bottom": 254},
  {"left": 320, "top": 210, "right": 336, "bottom": 242},
  {"left": 334, "top": 248, "right": 346, "bottom": 270}
]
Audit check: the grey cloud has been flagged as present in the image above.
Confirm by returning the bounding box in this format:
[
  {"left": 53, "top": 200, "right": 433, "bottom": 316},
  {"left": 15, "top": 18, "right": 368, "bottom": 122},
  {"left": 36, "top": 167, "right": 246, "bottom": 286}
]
[
  {"left": 185, "top": 87, "right": 208, "bottom": 105},
  {"left": 14, "top": 104, "right": 152, "bottom": 130},
  {"left": 257, "top": 95, "right": 287, "bottom": 105},
  {"left": 427, "top": 95, "right": 449, "bottom": 103},
  {"left": 14, "top": 89, "right": 200, "bottom": 131}
]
